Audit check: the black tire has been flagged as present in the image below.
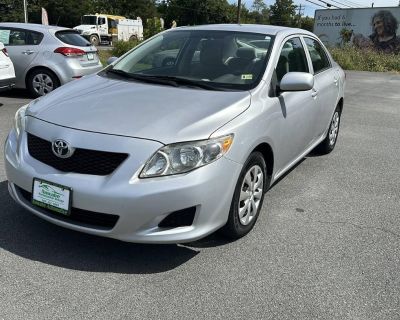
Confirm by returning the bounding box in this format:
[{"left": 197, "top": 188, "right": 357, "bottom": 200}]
[
  {"left": 315, "top": 105, "right": 342, "bottom": 155},
  {"left": 129, "top": 35, "right": 138, "bottom": 42},
  {"left": 220, "top": 152, "right": 267, "bottom": 239},
  {"left": 27, "top": 68, "right": 60, "bottom": 98},
  {"left": 89, "top": 34, "right": 100, "bottom": 46}
]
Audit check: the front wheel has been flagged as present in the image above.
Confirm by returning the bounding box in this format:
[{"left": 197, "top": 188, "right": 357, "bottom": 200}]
[
  {"left": 315, "top": 105, "right": 342, "bottom": 154},
  {"left": 89, "top": 34, "right": 100, "bottom": 46},
  {"left": 220, "top": 152, "right": 267, "bottom": 239}
]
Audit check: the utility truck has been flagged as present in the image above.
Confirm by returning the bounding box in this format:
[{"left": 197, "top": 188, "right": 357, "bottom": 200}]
[{"left": 74, "top": 14, "right": 143, "bottom": 46}]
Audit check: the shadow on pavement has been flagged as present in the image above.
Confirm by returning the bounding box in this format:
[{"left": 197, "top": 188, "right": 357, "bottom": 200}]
[
  {"left": 0, "top": 89, "right": 32, "bottom": 99},
  {"left": 0, "top": 181, "right": 199, "bottom": 274}
]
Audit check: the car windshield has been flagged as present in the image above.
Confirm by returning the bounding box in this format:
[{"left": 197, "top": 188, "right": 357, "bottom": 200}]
[
  {"left": 108, "top": 30, "right": 274, "bottom": 91},
  {"left": 82, "top": 16, "right": 97, "bottom": 25}
]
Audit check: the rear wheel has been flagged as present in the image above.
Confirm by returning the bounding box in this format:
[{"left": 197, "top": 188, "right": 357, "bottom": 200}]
[
  {"left": 129, "top": 35, "right": 138, "bottom": 42},
  {"left": 220, "top": 152, "right": 267, "bottom": 239},
  {"left": 315, "top": 105, "right": 342, "bottom": 154},
  {"left": 27, "top": 68, "right": 59, "bottom": 98}
]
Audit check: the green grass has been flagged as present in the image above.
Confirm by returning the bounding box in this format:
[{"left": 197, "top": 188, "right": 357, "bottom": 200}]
[
  {"left": 329, "top": 46, "right": 400, "bottom": 73},
  {"left": 98, "top": 40, "right": 141, "bottom": 66},
  {"left": 98, "top": 50, "right": 113, "bottom": 66}
]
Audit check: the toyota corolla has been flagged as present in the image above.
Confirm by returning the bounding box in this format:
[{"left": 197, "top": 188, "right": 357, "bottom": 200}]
[{"left": 5, "top": 24, "right": 345, "bottom": 243}]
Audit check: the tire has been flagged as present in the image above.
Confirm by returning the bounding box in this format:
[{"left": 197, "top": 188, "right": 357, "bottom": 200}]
[
  {"left": 315, "top": 105, "right": 342, "bottom": 154},
  {"left": 129, "top": 35, "right": 138, "bottom": 42},
  {"left": 27, "top": 68, "right": 60, "bottom": 98},
  {"left": 89, "top": 34, "right": 100, "bottom": 46},
  {"left": 220, "top": 152, "right": 267, "bottom": 239}
]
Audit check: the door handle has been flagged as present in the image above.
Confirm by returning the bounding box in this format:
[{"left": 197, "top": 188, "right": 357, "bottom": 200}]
[
  {"left": 334, "top": 77, "right": 338, "bottom": 86},
  {"left": 22, "top": 50, "right": 34, "bottom": 55},
  {"left": 311, "top": 89, "right": 318, "bottom": 98}
]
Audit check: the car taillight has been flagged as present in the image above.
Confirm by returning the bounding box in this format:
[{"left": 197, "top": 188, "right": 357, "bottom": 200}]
[
  {"left": 1, "top": 48, "right": 9, "bottom": 57},
  {"left": 54, "top": 47, "right": 85, "bottom": 57}
]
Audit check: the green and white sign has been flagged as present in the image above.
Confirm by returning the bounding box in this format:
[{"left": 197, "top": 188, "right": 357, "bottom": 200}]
[{"left": 32, "top": 179, "right": 71, "bottom": 215}]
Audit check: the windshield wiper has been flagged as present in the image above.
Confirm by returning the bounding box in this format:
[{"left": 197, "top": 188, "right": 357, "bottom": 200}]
[
  {"left": 107, "top": 69, "right": 222, "bottom": 91},
  {"left": 107, "top": 69, "right": 179, "bottom": 87},
  {"left": 140, "top": 75, "right": 224, "bottom": 91}
]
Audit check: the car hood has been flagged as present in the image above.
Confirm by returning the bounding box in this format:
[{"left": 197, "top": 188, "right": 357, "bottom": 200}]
[{"left": 27, "top": 74, "right": 251, "bottom": 144}]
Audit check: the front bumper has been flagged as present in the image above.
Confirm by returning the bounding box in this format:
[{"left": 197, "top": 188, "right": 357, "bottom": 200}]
[{"left": 5, "top": 119, "right": 242, "bottom": 243}]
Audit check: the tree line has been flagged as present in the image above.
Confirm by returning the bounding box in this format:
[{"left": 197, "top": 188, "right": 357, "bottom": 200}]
[{"left": 0, "top": 0, "right": 314, "bottom": 31}]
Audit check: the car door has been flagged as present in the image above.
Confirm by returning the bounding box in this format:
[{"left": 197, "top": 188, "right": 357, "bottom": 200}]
[
  {"left": 0, "top": 27, "right": 43, "bottom": 87},
  {"left": 303, "top": 37, "right": 339, "bottom": 138},
  {"left": 273, "top": 36, "right": 319, "bottom": 169}
]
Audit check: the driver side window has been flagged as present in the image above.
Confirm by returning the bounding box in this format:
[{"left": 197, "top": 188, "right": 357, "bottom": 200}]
[{"left": 276, "top": 37, "right": 309, "bottom": 83}]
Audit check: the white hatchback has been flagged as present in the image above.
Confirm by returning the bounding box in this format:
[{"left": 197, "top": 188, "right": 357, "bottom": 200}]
[{"left": 0, "top": 41, "right": 15, "bottom": 92}]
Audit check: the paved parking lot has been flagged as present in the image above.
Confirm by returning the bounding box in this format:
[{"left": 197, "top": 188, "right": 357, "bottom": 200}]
[{"left": 0, "top": 71, "right": 399, "bottom": 319}]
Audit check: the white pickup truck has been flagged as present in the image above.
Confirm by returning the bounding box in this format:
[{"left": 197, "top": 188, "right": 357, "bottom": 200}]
[{"left": 74, "top": 14, "right": 143, "bottom": 46}]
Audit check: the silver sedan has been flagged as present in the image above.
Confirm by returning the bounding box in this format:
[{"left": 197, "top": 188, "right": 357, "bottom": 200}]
[
  {"left": 0, "top": 23, "right": 103, "bottom": 97},
  {"left": 5, "top": 24, "right": 345, "bottom": 243}
]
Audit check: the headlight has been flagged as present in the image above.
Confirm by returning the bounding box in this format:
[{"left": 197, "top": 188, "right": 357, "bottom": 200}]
[
  {"left": 140, "top": 134, "right": 234, "bottom": 178},
  {"left": 13, "top": 104, "right": 28, "bottom": 138}
]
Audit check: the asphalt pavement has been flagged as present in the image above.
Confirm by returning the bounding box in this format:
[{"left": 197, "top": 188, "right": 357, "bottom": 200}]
[{"left": 0, "top": 71, "right": 399, "bottom": 319}]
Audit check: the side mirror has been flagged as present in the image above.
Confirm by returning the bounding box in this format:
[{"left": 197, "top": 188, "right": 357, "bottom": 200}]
[
  {"left": 106, "top": 56, "right": 118, "bottom": 65},
  {"left": 280, "top": 72, "right": 314, "bottom": 92}
]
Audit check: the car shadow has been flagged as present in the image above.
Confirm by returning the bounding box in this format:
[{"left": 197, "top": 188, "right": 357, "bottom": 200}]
[
  {"left": 0, "top": 181, "right": 199, "bottom": 274},
  {"left": 0, "top": 88, "right": 32, "bottom": 99}
]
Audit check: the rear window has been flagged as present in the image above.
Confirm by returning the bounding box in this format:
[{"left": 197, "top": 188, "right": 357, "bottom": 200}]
[{"left": 55, "top": 31, "right": 90, "bottom": 47}]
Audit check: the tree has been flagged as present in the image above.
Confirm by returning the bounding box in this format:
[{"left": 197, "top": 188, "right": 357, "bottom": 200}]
[
  {"left": 251, "top": 0, "right": 267, "bottom": 13},
  {"left": 300, "top": 16, "right": 314, "bottom": 32},
  {"left": 248, "top": 0, "right": 269, "bottom": 25},
  {"left": 158, "top": 0, "right": 234, "bottom": 28},
  {"left": 0, "top": 0, "right": 25, "bottom": 22},
  {"left": 269, "top": 0, "right": 296, "bottom": 27}
]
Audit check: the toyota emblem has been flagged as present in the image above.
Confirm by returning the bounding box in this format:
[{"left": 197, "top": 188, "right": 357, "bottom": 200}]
[{"left": 52, "top": 139, "right": 75, "bottom": 158}]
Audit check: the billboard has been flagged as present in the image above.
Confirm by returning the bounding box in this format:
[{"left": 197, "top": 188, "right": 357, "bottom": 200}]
[{"left": 314, "top": 7, "right": 400, "bottom": 54}]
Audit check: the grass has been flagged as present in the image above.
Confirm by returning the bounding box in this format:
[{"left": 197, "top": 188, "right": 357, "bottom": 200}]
[
  {"left": 98, "top": 50, "right": 113, "bottom": 66},
  {"left": 98, "top": 40, "right": 140, "bottom": 66},
  {"left": 329, "top": 46, "right": 400, "bottom": 73}
]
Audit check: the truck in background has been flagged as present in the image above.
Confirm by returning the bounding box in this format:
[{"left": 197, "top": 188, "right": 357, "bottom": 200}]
[{"left": 74, "top": 14, "right": 143, "bottom": 46}]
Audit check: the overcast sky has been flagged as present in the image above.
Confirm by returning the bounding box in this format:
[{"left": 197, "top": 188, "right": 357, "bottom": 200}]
[{"left": 232, "top": 0, "right": 399, "bottom": 17}]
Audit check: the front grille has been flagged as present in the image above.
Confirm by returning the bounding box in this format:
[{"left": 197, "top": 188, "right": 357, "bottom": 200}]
[
  {"left": 27, "top": 133, "right": 128, "bottom": 176},
  {"left": 17, "top": 186, "right": 119, "bottom": 230}
]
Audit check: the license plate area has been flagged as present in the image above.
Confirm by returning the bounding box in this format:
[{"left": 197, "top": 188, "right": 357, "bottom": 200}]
[
  {"left": 87, "top": 53, "right": 94, "bottom": 60},
  {"left": 32, "top": 179, "right": 72, "bottom": 216}
]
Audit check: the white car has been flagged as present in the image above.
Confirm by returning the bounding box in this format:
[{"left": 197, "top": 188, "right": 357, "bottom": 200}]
[{"left": 0, "top": 41, "right": 15, "bottom": 92}]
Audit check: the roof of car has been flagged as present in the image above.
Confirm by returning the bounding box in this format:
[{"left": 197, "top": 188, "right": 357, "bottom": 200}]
[
  {"left": 0, "top": 23, "right": 70, "bottom": 32},
  {"left": 171, "top": 24, "right": 315, "bottom": 37}
]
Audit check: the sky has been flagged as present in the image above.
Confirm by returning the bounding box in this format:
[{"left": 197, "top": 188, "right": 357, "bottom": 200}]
[{"left": 231, "top": 0, "right": 400, "bottom": 17}]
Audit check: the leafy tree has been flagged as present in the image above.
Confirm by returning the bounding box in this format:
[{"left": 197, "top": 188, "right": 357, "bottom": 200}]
[
  {"left": 94, "top": 0, "right": 157, "bottom": 26},
  {"left": 269, "top": 0, "right": 296, "bottom": 27},
  {"left": 158, "top": 0, "right": 234, "bottom": 27},
  {"left": 144, "top": 17, "right": 163, "bottom": 39},
  {"left": 248, "top": 0, "right": 269, "bottom": 25},
  {"left": 251, "top": 0, "right": 267, "bottom": 14},
  {"left": 0, "top": 0, "right": 25, "bottom": 22},
  {"left": 300, "top": 16, "right": 314, "bottom": 32}
]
